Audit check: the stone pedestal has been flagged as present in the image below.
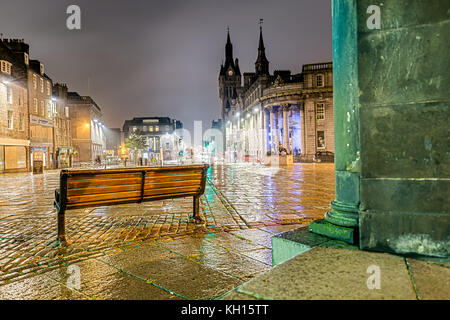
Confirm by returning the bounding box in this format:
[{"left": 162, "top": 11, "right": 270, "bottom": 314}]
[
  {"left": 310, "top": 0, "right": 449, "bottom": 258},
  {"left": 264, "top": 155, "right": 293, "bottom": 167}
]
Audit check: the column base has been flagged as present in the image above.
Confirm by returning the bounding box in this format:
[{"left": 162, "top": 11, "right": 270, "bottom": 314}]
[{"left": 309, "top": 219, "right": 357, "bottom": 244}]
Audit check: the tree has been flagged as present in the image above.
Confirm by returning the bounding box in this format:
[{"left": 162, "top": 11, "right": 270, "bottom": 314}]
[{"left": 125, "top": 131, "right": 148, "bottom": 165}]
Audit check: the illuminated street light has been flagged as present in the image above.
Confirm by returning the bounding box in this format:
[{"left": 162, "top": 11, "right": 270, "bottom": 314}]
[
  {"left": 235, "top": 112, "right": 240, "bottom": 117},
  {"left": 253, "top": 106, "right": 259, "bottom": 112}
]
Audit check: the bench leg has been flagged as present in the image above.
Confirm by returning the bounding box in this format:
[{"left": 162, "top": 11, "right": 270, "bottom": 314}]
[
  {"left": 193, "top": 195, "right": 201, "bottom": 222},
  {"left": 57, "top": 209, "right": 67, "bottom": 246}
]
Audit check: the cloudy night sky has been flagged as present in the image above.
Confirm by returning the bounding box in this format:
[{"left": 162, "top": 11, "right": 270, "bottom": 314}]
[{"left": 0, "top": 0, "right": 332, "bottom": 132}]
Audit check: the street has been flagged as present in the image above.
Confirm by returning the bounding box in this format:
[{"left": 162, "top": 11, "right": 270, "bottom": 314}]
[{"left": 0, "top": 163, "right": 334, "bottom": 297}]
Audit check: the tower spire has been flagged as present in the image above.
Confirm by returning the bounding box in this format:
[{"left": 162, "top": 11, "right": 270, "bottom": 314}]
[
  {"left": 255, "top": 19, "right": 269, "bottom": 76},
  {"left": 225, "top": 26, "right": 234, "bottom": 68}
]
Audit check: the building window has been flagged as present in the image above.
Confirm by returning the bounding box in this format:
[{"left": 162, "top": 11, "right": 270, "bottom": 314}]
[
  {"left": 316, "top": 74, "right": 324, "bottom": 87},
  {"left": 33, "top": 75, "right": 37, "bottom": 89},
  {"left": 46, "top": 81, "right": 51, "bottom": 96},
  {"left": 40, "top": 101, "right": 45, "bottom": 116},
  {"left": 316, "top": 103, "right": 325, "bottom": 120},
  {"left": 40, "top": 63, "right": 44, "bottom": 75},
  {"left": 65, "top": 106, "right": 69, "bottom": 118},
  {"left": 6, "top": 86, "right": 12, "bottom": 104},
  {"left": 0, "top": 60, "right": 12, "bottom": 75},
  {"left": 33, "top": 98, "right": 38, "bottom": 114},
  {"left": 149, "top": 126, "right": 154, "bottom": 132},
  {"left": 24, "top": 53, "right": 29, "bottom": 65},
  {"left": 155, "top": 126, "right": 159, "bottom": 132},
  {"left": 47, "top": 101, "right": 53, "bottom": 118},
  {"left": 317, "top": 131, "right": 325, "bottom": 149},
  {"left": 40, "top": 78, "right": 44, "bottom": 93},
  {"left": 143, "top": 126, "right": 147, "bottom": 131},
  {"left": 7, "top": 111, "right": 13, "bottom": 130},
  {"left": 132, "top": 126, "right": 137, "bottom": 132},
  {"left": 19, "top": 113, "right": 24, "bottom": 131}
]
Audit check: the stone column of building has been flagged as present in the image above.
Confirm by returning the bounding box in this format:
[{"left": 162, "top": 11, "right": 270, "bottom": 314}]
[
  {"left": 261, "top": 107, "right": 267, "bottom": 156},
  {"left": 268, "top": 106, "right": 276, "bottom": 153},
  {"left": 313, "top": 0, "right": 449, "bottom": 256},
  {"left": 299, "top": 102, "right": 306, "bottom": 157},
  {"left": 281, "top": 103, "right": 290, "bottom": 154}
]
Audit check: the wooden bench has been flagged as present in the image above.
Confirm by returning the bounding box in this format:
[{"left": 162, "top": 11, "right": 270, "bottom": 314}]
[{"left": 54, "top": 164, "right": 209, "bottom": 245}]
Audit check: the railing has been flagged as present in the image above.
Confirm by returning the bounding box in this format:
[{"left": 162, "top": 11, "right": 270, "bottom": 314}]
[{"left": 302, "top": 62, "right": 332, "bottom": 72}]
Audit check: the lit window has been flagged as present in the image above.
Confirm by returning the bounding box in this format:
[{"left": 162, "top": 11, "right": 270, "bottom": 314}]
[
  {"left": 33, "top": 98, "right": 38, "bottom": 114},
  {"left": 6, "top": 86, "right": 12, "bottom": 104},
  {"left": 155, "top": 126, "right": 159, "bottom": 132},
  {"left": 40, "top": 101, "right": 45, "bottom": 116},
  {"left": 133, "top": 126, "right": 137, "bottom": 132},
  {"left": 33, "top": 75, "right": 37, "bottom": 89},
  {"left": 47, "top": 81, "right": 51, "bottom": 96},
  {"left": 0, "top": 60, "right": 12, "bottom": 75},
  {"left": 7, "top": 111, "right": 13, "bottom": 129},
  {"left": 149, "top": 126, "right": 154, "bottom": 132},
  {"left": 40, "top": 78, "right": 44, "bottom": 93},
  {"left": 316, "top": 74, "right": 324, "bottom": 87},
  {"left": 47, "top": 101, "right": 53, "bottom": 118},
  {"left": 65, "top": 106, "right": 69, "bottom": 118},
  {"left": 317, "top": 103, "right": 325, "bottom": 120},
  {"left": 24, "top": 53, "right": 29, "bottom": 65}
]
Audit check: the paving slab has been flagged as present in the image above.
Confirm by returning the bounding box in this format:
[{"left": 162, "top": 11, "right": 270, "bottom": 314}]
[
  {"left": 230, "top": 228, "right": 274, "bottom": 248},
  {"left": 96, "top": 243, "right": 175, "bottom": 269},
  {"left": 44, "top": 257, "right": 119, "bottom": 284},
  {"left": 223, "top": 247, "right": 417, "bottom": 300},
  {"left": 120, "top": 255, "right": 243, "bottom": 299},
  {"left": 407, "top": 258, "right": 450, "bottom": 300},
  {"left": 80, "top": 271, "right": 181, "bottom": 300},
  {"left": 0, "top": 274, "right": 87, "bottom": 300}
]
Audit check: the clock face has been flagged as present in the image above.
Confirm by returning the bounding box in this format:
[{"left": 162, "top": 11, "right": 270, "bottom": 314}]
[{"left": 228, "top": 70, "right": 233, "bottom": 76}]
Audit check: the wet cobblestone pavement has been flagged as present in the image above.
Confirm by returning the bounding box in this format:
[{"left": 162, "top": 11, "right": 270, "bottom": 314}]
[{"left": 0, "top": 163, "right": 335, "bottom": 299}]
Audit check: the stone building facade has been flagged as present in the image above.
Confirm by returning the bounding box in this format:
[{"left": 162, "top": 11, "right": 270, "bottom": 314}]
[
  {"left": 0, "top": 40, "right": 30, "bottom": 172},
  {"left": 219, "top": 27, "right": 334, "bottom": 162},
  {"left": 67, "top": 92, "right": 105, "bottom": 163},
  {"left": 122, "top": 117, "right": 183, "bottom": 162},
  {"left": 52, "top": 83, "right": 73, "bottom": 168}
]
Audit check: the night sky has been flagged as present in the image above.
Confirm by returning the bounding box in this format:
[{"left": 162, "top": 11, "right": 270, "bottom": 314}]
[{"left": 0, "top": 0, "right": 332, "bottom": 132}]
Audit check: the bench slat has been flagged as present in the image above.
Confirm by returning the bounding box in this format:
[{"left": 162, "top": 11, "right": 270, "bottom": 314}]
[
  {"left": 68, "top": 178, "right": 142, "bottom": 189},
  {"left": 65, "top": 191, "right": 198, "bottom": 210},
  {"left": 144, "top": 180, "right": 201, "bottom": 189},
  {"left": 67, "top": 184, "right": 142, "bottom": 196},
  {"left": 68, "top": 172, "right": 142, "bottom": 181},
  {"left": 143, "top": 186, "right": 200, "bottom": 197},
  {"left": 67, "top": 190, "right": 142, "bottom": 204},
  {"left": 145, "top": 173, "right": 202, "bottom": 182}
]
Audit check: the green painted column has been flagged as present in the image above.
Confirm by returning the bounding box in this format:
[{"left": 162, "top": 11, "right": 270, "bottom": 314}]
[
  {"left": 309, "top": 0, "right": 360, "bottom": 244},
  {"left": 310, "top": 0, "right": 449, "bottom": 257}
]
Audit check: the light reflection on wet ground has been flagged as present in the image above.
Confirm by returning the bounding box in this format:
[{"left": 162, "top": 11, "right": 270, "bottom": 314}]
[{"left": 0, "top": 163, "right": 335, "bottom": 296}]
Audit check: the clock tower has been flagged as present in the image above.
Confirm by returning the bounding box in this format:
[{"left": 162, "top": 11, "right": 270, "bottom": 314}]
[{"left": 219, "top": 28, "right": 242, "bottom": 122}]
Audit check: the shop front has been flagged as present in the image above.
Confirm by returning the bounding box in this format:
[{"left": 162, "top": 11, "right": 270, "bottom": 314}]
[
  {"left": 55, "top": 147, "right": 74, "bottom": 168},
  {"left": 0, "top": 138, "right": 29, "bottom": 173}
]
